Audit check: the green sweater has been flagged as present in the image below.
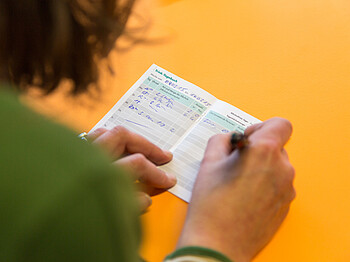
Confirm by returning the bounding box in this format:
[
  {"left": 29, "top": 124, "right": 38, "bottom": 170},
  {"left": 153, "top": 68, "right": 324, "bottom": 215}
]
[
  {"left": 0, "top": 88, "right": 140, "bottom": 261},
  {"left": 0, "top": 87, "right": 231, "bottom": 262}
]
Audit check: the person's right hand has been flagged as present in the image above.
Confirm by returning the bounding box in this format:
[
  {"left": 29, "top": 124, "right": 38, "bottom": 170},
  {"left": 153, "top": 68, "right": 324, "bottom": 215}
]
[{"left": 177, "top": 117, "right": 296, "bottom": 262}]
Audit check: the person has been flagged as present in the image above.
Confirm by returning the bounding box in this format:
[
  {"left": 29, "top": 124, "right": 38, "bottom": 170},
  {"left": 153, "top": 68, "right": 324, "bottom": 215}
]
[{"left": 0, "top": 1, "right": 295, "bottom": 262}]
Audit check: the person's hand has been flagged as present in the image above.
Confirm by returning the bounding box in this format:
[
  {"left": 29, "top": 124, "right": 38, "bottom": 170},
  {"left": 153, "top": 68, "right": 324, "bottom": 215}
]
[
  {"left": 177, "top": 117, "right": 295, "bottom": 262},
  {"left": 88, "top": 126, "right": 176, "bottom": 212}
]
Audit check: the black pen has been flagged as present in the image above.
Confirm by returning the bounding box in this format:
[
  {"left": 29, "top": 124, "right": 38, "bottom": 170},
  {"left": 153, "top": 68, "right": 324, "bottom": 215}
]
[{"left": 230, "top": 132, "right": 249, "bottom": 150}]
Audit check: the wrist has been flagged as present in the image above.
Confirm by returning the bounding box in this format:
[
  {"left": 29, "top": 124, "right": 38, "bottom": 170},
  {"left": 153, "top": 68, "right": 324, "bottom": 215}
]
[
  {"left": 178, "top": 221, "right": 251, "bottom": 262},
  {"left": 166, "top": 246, "right": 232, "bottom": 262}
]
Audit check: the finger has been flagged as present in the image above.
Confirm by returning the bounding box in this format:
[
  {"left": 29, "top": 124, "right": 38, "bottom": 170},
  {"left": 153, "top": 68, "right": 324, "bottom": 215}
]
[
  {"left": 202, "top": 134, "right": 232, "bottom": 163},
  {"left": 115, "top": 153, "right": 177, "bottom": 188},
  {"left": 281, "top": 148, "right": 289, "bottom": 160},
  {"left": 87, "top": 128, "right": 108, "bottom": 142},
  {"left": 137, "top": 183, "right": 169, "bottom": 196},
  {"left": 244, "top": 122, "right": 263, "bottom": 137},
  {"left": 246, "top": 117, "right": 293, "bottom": 149},
  {"left": 137, "top": 192, "right": 152, "bottom": 213},
  {"left": 93, "top": 126, "right": 172, "bottom": 164}
]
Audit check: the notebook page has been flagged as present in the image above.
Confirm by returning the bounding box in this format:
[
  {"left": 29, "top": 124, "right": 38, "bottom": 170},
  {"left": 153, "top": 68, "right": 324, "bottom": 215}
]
[
  {"left": 163, "top": 100, "right": 261, "bottom": 202},
  {"left": 90, "top": 64, "right": 217, "bottom": 150}
]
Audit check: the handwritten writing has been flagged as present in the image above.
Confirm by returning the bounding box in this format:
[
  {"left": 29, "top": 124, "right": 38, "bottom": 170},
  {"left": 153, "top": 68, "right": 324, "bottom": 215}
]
[
  {"left": 128, "top": 104, "right": 174, "bottom": 130},
  {"left": 164, "top": 79, "right": 212, "bottom": 107}
]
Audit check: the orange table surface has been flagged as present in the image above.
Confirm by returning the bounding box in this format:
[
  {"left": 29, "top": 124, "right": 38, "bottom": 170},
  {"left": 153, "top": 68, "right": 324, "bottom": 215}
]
[{"left": 26, "top": 0, "right": 350, "bottom": 261}]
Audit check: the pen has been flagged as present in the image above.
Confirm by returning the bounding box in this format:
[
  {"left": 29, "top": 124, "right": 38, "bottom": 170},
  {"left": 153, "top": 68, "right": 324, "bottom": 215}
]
[{"left": 230, "top": 132, "right": 249, "bottom": 150}]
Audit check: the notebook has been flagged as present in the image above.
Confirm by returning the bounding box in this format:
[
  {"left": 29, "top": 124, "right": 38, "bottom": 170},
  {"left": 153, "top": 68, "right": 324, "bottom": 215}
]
[{"left": 90, "top": 64, "right": 260, "bottom": 202}]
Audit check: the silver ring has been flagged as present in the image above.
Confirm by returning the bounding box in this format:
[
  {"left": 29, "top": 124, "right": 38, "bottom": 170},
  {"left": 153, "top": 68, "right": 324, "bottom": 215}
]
[{"left": 78, "top": 132, "right": 88, "bottom": 142}]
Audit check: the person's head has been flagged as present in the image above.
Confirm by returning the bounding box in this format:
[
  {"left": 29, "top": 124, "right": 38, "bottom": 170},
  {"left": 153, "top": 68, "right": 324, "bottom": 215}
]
[{"left": 0, "top": 0, "right": 135, "bottom": 94}]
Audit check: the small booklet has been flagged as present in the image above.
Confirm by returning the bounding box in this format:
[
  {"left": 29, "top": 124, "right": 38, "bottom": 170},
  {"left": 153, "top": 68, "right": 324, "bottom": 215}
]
[{"left": 90, "top": 64, "right": 260, "bottom": 202}]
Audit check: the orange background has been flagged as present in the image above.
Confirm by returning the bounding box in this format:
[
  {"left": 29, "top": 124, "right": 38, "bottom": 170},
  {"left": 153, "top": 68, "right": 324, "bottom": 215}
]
[{"left": 27, "top": 0, "right": 350, "bottom": 261}]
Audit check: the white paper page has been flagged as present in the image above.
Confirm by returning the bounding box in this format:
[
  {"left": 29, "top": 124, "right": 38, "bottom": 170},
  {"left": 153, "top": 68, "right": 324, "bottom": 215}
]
[
  {"left": 90, "top": 64, "right": 217, "bottom": 150},
  {"left": 163, "top": 100, "right": 261, "bottom": 202}
]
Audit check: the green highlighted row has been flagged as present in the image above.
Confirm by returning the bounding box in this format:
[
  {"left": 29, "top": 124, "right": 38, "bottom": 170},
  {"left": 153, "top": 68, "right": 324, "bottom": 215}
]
[{"left": 206, "top": 111, "right": 246, "bottom": 132}]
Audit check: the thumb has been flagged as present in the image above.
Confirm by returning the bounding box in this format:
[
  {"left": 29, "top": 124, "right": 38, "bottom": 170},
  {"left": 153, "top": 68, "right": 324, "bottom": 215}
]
[{"left": 137, "top": 192, "right": 152, "bottom": 213}]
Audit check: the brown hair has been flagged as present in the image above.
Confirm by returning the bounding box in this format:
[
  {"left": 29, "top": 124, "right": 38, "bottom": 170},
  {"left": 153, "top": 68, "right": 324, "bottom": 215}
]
[{"left": 0, "top": 0, "right": 135, "bottom": 95}]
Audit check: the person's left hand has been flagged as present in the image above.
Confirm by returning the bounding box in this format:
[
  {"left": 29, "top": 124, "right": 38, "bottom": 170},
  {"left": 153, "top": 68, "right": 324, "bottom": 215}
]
[{"left": 87, "top": 126, "right": 176, "bottom": 212}]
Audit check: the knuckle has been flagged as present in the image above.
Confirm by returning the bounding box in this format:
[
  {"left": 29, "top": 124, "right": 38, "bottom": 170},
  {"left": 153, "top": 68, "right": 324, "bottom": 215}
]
[
  {"left": 275, "top": 117, "right": 293, "bottom": 133},
  {"left": 131, "top": 153, "right": 147, "bottom": 169},
  {"left": 288, "top": 164, "right": 296, "bottom": 181},
  {"left": 94, "top": 128, "right": 107, "bottom": 134},
  {"left": 280, "top": 164, "right": 295, "bottom": 183},
  {"left": 283, "top": 163, "right": 295, "bottom": 185},
  {"left": 252, "top": 139, "right": 280, "bottom": 157},
  {"left": 284, "top": 187, "right": 296, "bottom": 203},
  {"left": 291, "top": 187, "right": 296, "bottom": 201}
]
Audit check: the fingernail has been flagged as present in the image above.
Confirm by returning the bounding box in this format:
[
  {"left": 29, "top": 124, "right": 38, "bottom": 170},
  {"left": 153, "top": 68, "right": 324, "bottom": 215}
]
[
  {"left": 144, "top": 193, "right": 152, "bottom": 206},
  {"left": 138, "top": 192, "right": 152, "bottom": 211},
  {"left": 164, "top": 150, "right": 173, "bottom": 159},
  {"left": 166, "top": 172, "right": 177, "bottom": 184}
]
